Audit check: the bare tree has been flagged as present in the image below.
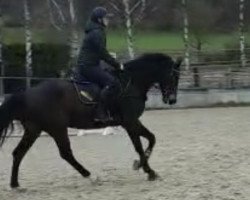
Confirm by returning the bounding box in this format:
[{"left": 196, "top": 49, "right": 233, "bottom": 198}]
[
  {"left": 68, "top": 0, "right": 79, "bottom": 64},
  {"left": 108, "top": 0, "right": 147, "bottom": 59},
  {"left": 123, "top": 0, "right": 135, "bottom": 58},
  {"left": 189, "top": 1, "right": 219, "bottom": 62},
  {"left": 24, "top": 0, "right": 32, "bottom": 88},
  {"left": 47, "top": 0, "right": 66, "bottom": 30},
  {"left": 239, "top": 0, "right": 246, "bottom": 67},
  {"left": 0, "top": 8, "right": 4, "bottom": 95},
  {"left": 46, "top": 0, "right": 79, "bottom": 68},
  {"left": 182, "top": 0, "right": 190, "bottom": 70}
]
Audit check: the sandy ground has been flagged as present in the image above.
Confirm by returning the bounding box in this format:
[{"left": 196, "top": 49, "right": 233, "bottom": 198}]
[{"left": 1, "top": 107, "right": 250, "bottom": 200}]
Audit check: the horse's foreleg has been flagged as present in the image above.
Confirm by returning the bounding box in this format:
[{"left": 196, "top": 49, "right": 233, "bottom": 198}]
[
  {"left": 133, "top": 121, "right": 156, "bottom": 170},
  {"left": 123, "top": 123, "right": 158, "bottom": 181},
  {"left": 11, "top": 124, "right": 41, "bottom": 188}
]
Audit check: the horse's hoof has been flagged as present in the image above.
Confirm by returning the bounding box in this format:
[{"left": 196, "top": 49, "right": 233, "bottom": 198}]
[
  {"left": 83, "top": 171, "right": 91, "bottom": 177},
  {"left": 10, "top": 182, "right": 19, "bottom": 188},
  {"left": 147, "top": 171, "right": 160, "bottom": 181},
  {"left": 133, "top": 160, "right": 141, "bottom": 170}
]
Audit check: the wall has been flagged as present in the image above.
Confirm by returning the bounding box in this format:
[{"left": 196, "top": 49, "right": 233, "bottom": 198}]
[{"left": 146, "top": 89, "right": 250, "bottom": 109}]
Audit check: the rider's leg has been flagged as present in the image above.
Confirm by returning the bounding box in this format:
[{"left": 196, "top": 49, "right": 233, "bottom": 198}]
[
  {"left": 95, "top": 72, "right": 121, "bottom": 122},
  {"left": 96, "top": 81, "right": 121, "bottom": 122},
  {"left": 79, "top": 66, "right": 120, "bottom": 122}
]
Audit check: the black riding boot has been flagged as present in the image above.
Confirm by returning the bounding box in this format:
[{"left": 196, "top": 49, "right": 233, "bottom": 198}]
[
  {"left": 94, "top": 103, "right": 110, "bottom": 123},
  {"left": 94, "top": 86, "right": 114, "bottom": 123}
]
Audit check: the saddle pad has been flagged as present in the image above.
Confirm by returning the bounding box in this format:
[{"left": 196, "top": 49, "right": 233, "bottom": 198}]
[
  {"left": 72, "top": 80, "right": 100, "bottom": 104},
  {"left": 79, "top": 90, "right": 94, "bottom": 101}
]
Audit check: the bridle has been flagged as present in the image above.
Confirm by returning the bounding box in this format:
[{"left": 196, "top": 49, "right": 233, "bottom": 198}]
[
  {"left": 161, "top": 63, "right": 180, "bottom": 97},
  {"left": 172, "top": 68, "right": 181, "bottom": 74}
]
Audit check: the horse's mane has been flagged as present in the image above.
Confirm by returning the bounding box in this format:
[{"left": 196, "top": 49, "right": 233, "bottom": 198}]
[
  {"left": 136, "top": 53, "right": 172, "bottom": 62},
  {"left": 125, "top": 53, "right": 173, "bottom": 72}
]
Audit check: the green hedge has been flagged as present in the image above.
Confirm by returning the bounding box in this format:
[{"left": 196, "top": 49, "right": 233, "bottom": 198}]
[{"left": 2, "top": 43, "right": 70, "bottom": 93}]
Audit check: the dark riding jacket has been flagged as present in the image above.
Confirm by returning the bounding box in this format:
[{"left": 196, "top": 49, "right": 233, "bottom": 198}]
[{"left": 77, "top": 20, "right": 120, "bottom": 70}]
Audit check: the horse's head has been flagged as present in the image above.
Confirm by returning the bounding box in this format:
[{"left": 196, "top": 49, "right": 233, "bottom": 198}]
[
  {"left": 124, "top": 53, "right": 182, "bottom": 105},
  {"left": 157, "top": 56, "right": 182, "bottom": 105}
]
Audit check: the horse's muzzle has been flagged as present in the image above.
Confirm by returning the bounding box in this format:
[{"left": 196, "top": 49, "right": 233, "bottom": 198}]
[
  {"left": 169, "top": 94, "right": 177, "bottom": 105},
  {"left": 169, "top": 98, "right": 177, "bottom": 105}
]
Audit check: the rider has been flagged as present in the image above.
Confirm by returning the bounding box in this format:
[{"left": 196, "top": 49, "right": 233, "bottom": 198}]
[{"left": 76, "top": 7, "right": 122, "bottom": 122}]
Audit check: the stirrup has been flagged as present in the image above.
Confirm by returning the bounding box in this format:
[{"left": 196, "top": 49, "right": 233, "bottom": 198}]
[
  {"left": 94, "top": 117, "right": 114, "bottom": 123},
  {"left": 94, "top": 111, "right": 114, "bottom": 123}
]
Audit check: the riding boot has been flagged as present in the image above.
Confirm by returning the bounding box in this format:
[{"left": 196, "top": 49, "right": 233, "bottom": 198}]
[
  {"left": 94, "top": 86, "right": 113, "bottom": 123},
  {"left": 94, "top": 103, "right": 110, "bottom": 123}
]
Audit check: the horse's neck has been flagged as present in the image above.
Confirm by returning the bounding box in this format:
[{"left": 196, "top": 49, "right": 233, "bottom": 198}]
[
  {"left": 127, "top": 77, "right": 154, "bottom": 100},
  {"left": 136, "top": 81, "right": 153, "bottom": 96},
  {"left": 121, "top": 69, "right": 155, "bottom": 99}
]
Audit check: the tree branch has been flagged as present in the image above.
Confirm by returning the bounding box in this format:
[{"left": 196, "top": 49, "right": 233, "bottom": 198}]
[
  {"left": 129, "top": 0, "right": 141, "bottom": 14},
  {"left": 109, "top": 1, "right": 121, "bottom": 13},
  {"left": 135, "top": 0, "right": 147, "bottom": 23},
  {"left": 50, "top": 0, "right": 66, "bottom": 24},
  {"left": 47, "top": 0, "right": 62, "bottom": 30},
  {"left": 47, "top": 0, "right": 62, "bottom": 31},
  {"left": 68, "top": 0, "right": 77, "bottom": 24}
]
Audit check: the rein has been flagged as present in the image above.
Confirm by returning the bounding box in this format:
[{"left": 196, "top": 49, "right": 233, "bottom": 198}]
[{"left": 117, "top": 72, "right": 143, "bottom": 100}]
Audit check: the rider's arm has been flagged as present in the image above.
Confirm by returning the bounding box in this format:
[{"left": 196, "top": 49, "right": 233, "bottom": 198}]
[{"left": 92, "top": 30, "right": 121, "bottom": 70}]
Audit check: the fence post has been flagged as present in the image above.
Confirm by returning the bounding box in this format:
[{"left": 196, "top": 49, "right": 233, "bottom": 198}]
[
  {"left": 226, "top": 68, "right": 233, "bottom": 88},
  {"left": 192, "top": 67, "right": 200, "bottom": 87}
]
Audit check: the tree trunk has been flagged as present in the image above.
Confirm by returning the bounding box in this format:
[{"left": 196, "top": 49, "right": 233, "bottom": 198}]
[
  {"left": 68, "top": 0, "right": 79, "bottom": 66},
  {"left": 24, "top": 0, "right": 33, "bottom": 88},
  {"left": 239, "top": 0, "right": 246, "bottom": 67},
  {"left": 182, "top": 0, "right": 190, "bottom": 70},
  {"left": 0, "top": 11, "right": 4, "bottom": 95},
  {"left": 123, "top": 0, "right": 135, "bottom": 59}
]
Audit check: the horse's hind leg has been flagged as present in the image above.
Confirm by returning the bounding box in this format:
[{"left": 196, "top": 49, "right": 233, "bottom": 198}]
[
  {"left": 49, "top": 128, "right": 91, "bottom": 178},
  {"left": 11, "top": 123, "right": 41, "bottom": 188}
]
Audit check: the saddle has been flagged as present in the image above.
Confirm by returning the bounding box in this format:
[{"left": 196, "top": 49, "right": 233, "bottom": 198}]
[{"left": 71, "top": 71, "right": 132, "bottom": 105}]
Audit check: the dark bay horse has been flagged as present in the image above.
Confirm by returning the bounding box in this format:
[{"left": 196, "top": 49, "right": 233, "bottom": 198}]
[{"left": 0, "top": 53, "right": 182, "bottom": 188}]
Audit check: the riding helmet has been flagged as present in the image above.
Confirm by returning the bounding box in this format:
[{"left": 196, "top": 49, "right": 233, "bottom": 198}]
[{"left": 91, "top": 7, "right": 113, "bottom": 21}]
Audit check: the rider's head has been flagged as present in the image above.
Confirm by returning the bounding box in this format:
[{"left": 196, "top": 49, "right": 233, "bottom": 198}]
[{"left": 91, "top": 7, "right": 113, "bottom": 27}]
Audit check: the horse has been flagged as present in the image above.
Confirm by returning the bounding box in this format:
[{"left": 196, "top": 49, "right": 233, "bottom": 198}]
[{"left": 0, "top": 53, "right": 182, "bottom": 188}]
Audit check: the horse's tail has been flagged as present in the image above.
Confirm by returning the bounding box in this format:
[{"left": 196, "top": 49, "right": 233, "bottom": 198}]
[{"left": 0, "top": 92, "right": 25, "bottom": 148}]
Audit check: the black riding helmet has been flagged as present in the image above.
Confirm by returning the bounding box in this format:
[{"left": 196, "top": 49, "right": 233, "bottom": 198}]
[{"left": 91, "top": 7, "right": 113, "bottom": 22}]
